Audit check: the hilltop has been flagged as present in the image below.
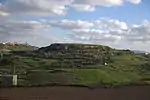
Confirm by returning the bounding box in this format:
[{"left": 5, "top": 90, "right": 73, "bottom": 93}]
[
  {"left": 38, "top": 43, "right": 113, "bottom": 67},
  {"left": 0, "top": 42, "right": 38, "bottom": 52},
  {"left": 37, "top": 43, "right": 136, "bottom": 68},
  {"left": 0, "top": 43, "right": 150, "bottom": 87}
]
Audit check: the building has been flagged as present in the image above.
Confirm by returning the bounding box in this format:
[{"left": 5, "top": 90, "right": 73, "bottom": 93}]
[
  {"left": 2, "top": 42, "right": 19, "bottom": 46},
  {"left": 0, "top": 75, "right": 17, "bottom": 86}
]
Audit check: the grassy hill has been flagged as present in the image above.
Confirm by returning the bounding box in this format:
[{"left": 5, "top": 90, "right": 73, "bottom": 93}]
[
  {"left": 0, "top": 43, "right": 150, "bottom": 87},
  {"left": 38, "top": 43, "right": 115, "bottom": 67}
]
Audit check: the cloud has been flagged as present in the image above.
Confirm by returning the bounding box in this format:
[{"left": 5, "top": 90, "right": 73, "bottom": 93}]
[
  {"left": 0, "top": 0, "right": 68, "bottom": 16},
  {"left": 71, "top": 4, "right": 95, "bottom": 12},
  {"left": 73, "top": 0, "right": 124, "bottom": 6},
  {"left": 43, "top": 18, "right": 150, "bottom": 45},
  {"left": 72, "top": 0, "right": 141, "bottom": 6},
  {"left": 71, "top": 0, "right": 141, "bottom": 12},
  {"left": 96, "top": 18, "right": 128, "bottom": 30},
  {"left": 49, "top": 18, "right": 128, "bottom": 32},
  {"left": 71, "top": 29, "right": 122, "bottom": 43},
  {"left": 49, "top": 19, "right": 94, "bottom": 30},
  {"left": 49, "top": 18, "right": 148, "bottom": 44},
  {"left": 125, "top": 20, "right": 150, "bottom": 42},
  {"left": 0, "top": 0, "right": 142, "bottom": 15},
  {"left": 0, "top": 3, "right": 9, "bottom": 16},
  {"left": 0, "top": 11, "right": 9, "bottom": 16},
  {"left": 126, "top": 0, "right": 141, "bottom": 4},
  {"left": 72, "top": 29, "right": 103, "bottom": 35},
  {"left": 22, "top": 35, "right": 59, "bottom": 47},
  {"left": 61, "top": 18, "right": 150, "bottom": 51},
  {"left": 48, "top": 18, "right": 127, "bottom": 45},
  {"left": 0, "top": 18, "right": 52, "bottom": 43}
]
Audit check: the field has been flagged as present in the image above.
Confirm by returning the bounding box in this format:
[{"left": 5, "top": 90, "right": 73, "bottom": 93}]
[
  {"left": 5, "top": 54, "right": 150, "bottom": 87},
  {"left": 0, "top": 43, "right": 150, "bottom": 87}
]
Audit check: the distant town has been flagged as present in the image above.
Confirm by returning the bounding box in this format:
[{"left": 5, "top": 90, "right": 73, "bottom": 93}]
[{"left": 1, "top": 42, "right": 29, "bottom": 46}]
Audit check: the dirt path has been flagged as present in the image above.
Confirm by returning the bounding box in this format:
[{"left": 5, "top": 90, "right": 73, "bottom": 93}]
[{"left": 0, "top": 86, "right": 150, "bottom": 100}]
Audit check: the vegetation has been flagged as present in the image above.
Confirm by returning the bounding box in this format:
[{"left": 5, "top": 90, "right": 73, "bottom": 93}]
[{"left": 0, "top": 43, "right": 150, "bottom": 87}]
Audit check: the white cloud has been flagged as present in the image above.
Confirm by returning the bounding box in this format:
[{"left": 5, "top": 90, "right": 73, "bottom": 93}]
[
  {"left": 125, "top": 20, "right": 150, "bottom": 42},
  {"left": 0, "top": 18, "right": 51, "bottom": 43},
  {"left": 98, "top": 18, "right": 128, "bottom": 30},
  {"left": 73, "top": 0, "right": 124, "bottom": 6},
  {"left": 71, "top": 4, "right": 95, "bottom": 12},
  {"left": 72, "top": 0, "right": 141, "bottom": 6},
  {"left": 44, "top": 18, "right": 150, "bottom": 47},
  {"left": 49, "top": 18, "right": 128, "bottom": 32},
  {"left": 23, "top": 35, "right": 59, "bottom": 47},
  {"left": 126, "top": 0, "right": 141, "bottom": 4},
  {"left": 0, "top": 11, "right": 9, "bottom": 16},
  {"left": 61, "top": 18, "right": 150, "bottom": 51},
  {"left": 48, "top": 18, "right": 129, "bottom": 44},
  {"left": 49, "top": 19, "right": 94, "bottom": 30},
  {"left": 72, "top": 28, "right": 122, "bottom": 43},
  {"left": 71, "top": 0, "right": 142, "bottom": 12},
  {"left": 0, "top": 0, "right": 142, "bottom": 15},
  {"left": 0, "top": 0, "right": 68, "bottom": 16},
  {"left": 72, "top": 29, "right": 103, "bottom": 35},
  {"left": 0, "top": 11, "right": 149, "bottom": 51}
]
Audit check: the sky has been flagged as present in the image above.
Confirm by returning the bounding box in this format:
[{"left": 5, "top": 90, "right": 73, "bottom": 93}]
[{"left": 0, "top": 0, "right": 150, "bottom": 52}]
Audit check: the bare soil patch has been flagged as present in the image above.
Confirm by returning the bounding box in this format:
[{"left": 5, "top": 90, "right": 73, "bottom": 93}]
[{"left": 0, "top": 86, "right": 150, "bottom": 100}]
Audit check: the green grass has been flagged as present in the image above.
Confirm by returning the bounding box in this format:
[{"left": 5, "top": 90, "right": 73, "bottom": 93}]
[
  {"left": 1, "top": 43, "right": 150, "bottom": 87},
  {"left": 108, "top": 54, "right": 147, "bottom": 72},
  {"left": 18, "top": 70, "right": 73, "bottom": 86},
  {"left": 19, "top": 67, "right": 143, "bottom": 86},
  {"left": 1, "top": 54, "right": 149, "bottom": 86},
  {"left": 15, "top": 68, "right": 144, "bottom": 86},
  {"left": 72, "top": 69, "right": 141, "bottom": 86}
]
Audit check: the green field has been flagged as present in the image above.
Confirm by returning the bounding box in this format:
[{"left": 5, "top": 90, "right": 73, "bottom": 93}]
[{"left": 17, "top": 68, "right": 148, "bottom": 86}]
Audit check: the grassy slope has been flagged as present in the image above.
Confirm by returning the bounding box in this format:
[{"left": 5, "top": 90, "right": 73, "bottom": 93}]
[
  {"left": 0, "top": 56, "right": 148, "bottom": 86},
  {"left": 0, "top": 43, "right": 150, "bottom": 86}
]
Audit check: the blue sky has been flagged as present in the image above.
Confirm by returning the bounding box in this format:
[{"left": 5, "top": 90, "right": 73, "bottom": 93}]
[
  {"left": 12, "top": 0, "right": 150, "bottom": 23},
  {"left": 65, "top": 2, "right": 150, "bottom": 23},
  {"left": 0, "top": 0, "right": 150, "bottom": 51}
]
